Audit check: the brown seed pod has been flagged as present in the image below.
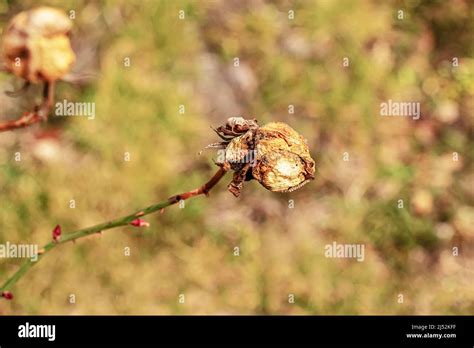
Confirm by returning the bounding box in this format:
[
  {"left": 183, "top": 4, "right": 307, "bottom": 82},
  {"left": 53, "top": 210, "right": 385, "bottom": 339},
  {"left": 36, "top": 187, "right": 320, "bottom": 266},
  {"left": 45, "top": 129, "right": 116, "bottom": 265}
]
[
  {"left": 212, "top": 117, "right": 315, "bottom": 197},
  {"left": 2, "top": 7, "right": 75, "bottom": 83},
  {"left": 252, "top": 122, "right": 315, "bottom": 193}
]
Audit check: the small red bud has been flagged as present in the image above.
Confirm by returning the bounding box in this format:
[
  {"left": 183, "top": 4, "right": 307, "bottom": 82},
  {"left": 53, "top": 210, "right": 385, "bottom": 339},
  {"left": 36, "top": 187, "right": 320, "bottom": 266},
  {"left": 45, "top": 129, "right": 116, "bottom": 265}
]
[
  {"left": 52, "top": 224, "right": 62, "bottom": 242},
  {"left": 129, "top": 219, "right": 150, "bottom": 227},
  {"left": 2, "top": 291, "right": 13, "bottom": 300}
]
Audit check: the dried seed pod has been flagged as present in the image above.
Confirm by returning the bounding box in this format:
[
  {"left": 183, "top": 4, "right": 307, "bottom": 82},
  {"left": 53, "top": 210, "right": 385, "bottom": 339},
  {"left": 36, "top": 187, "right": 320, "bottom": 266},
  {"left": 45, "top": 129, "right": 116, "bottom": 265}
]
[
  {"left": 252, "top": 122, "right": 315, "bottom": 193},
  {"left": 2, "top": 7, "right": 75, "bottom": 83},
  {"left": 212, "top": 118, "right": 315, "bottom": 196}
]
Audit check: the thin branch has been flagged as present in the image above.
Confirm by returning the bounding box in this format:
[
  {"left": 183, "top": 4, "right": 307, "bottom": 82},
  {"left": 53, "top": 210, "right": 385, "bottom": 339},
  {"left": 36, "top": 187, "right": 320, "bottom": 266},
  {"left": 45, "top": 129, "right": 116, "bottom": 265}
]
[
  {"left": 0, "top": 110, "right": 43, "bottom": 132},
  {"left": 0, "top": 81, "right": 54, "bottom": 133},
  {"left": 0, "top": 167, "right": 228, "bottom": 299}
]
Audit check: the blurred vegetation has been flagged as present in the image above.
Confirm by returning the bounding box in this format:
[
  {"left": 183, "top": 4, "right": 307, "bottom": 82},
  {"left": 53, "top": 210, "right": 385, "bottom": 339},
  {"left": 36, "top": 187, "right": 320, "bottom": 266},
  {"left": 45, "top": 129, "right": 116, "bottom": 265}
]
[{"left": 0, "top": 0, "right": 473, "bottom": 314}]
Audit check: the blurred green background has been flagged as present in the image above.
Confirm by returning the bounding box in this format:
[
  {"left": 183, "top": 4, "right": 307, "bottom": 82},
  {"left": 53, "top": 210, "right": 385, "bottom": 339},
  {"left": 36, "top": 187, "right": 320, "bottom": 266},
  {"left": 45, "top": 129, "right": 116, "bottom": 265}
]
[{"left": 0, "top": 0, "right": 473, "bottom": 314}]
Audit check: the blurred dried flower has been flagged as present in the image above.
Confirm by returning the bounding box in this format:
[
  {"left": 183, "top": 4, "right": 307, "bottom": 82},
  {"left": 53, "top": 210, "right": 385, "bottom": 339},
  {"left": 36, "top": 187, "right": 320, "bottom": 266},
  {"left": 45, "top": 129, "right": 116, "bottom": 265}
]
[{"left": 2, "top": 7, "right": 75, "bottom": 83}]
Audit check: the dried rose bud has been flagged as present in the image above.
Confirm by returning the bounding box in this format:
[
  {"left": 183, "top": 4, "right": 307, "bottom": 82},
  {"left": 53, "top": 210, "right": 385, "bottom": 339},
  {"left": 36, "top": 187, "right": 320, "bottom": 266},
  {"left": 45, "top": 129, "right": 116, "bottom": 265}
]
[
  {"left": 211, "top": 117, "right": 315, "bottom": 197},
  {"left": 2, "top": 7, "right": 75, "bottom": 83},
  {"left": 1, "top": 291, "right": 13, "bottom": 300},
  {"left": 52, "top": 224, "right": 62, "bottom": 242},
  {"left": 129, "top": 219, "right": 150, "bottom": 227}
]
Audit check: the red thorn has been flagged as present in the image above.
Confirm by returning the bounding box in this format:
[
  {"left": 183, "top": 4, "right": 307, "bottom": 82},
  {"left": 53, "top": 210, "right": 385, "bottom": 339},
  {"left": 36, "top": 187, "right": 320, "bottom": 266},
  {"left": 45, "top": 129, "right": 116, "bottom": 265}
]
[
  {"left": 160, "top": 208, "right": 165, "bottom": 214},
  {"left": 135, "top": 211, "right": 145, "bottom": 217},
  {"left": 129, "top": 218, "right": 150, "bottom": 228},
  {"left": 52, "top": 225, "right": 62, "bottom": 242},
  {"left": 2, "top": 291, "right": 13, "bottom": 300}
]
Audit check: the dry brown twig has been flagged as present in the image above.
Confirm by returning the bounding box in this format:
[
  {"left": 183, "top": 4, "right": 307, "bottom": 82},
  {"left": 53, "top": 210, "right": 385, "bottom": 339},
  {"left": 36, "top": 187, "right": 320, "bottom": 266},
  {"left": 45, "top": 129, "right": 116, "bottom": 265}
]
[{"left": 0, "top": 81, "right": 55, "bottom": 132}]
